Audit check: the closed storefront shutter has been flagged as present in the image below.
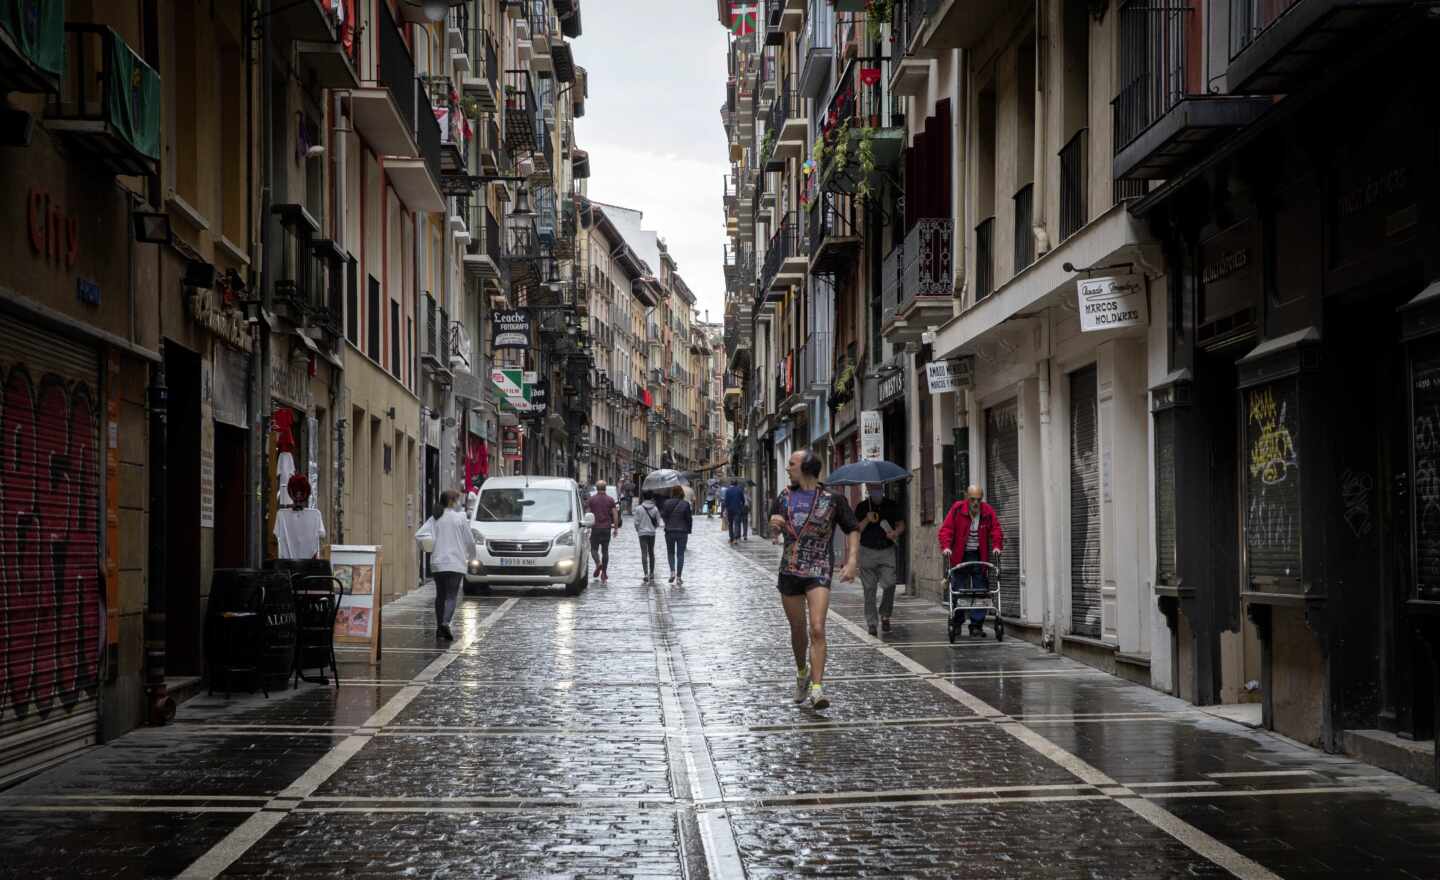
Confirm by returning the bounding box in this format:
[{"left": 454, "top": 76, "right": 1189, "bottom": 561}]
[
  {"left": 1154, "top": 409, "right": 1178, "bottom": 585},
  {"left": 0, "top": 312, "right": 103, "bottom": 782},
  {"left": 985, "top": 401, "right": 1020, "bottom": 617},
  {"left": 1243, "top": 377, "right": 1301, "bottom": 585},
  {"left": 1070, "top": 365, "right": 1102, "bottom": 637},
  {"left": 1413, "top": 338, "right": 1440, "bottom": 600}
]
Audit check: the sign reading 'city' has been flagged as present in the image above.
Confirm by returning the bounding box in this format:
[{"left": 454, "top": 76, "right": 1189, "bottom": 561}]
[
  {"left": 492, "top": 309, "right": 531, "bottom": 349},
  {"left": 1077, "top": 274, "right": 1148, "bottom": 332}
]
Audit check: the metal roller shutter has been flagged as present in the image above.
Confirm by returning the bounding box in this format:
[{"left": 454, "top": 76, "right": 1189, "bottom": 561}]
[
  {"left": 1070, "top": 366, "right": 1102, "bottom": 637},
  {"left": 0, "top": 312, "right": 103, "bottom": 782},
  {"left": 1413, "top": 338, "right": 1440, "bottom": 601},
  {"left": 1244, "top": 377, "right": 1301, "bottom": 584},
  {"left": 1154, "top": 409, "right": 1178, "bottom": 585},
  {"left": 985, "top": 401, "right": 1020, "bottom": 618}
]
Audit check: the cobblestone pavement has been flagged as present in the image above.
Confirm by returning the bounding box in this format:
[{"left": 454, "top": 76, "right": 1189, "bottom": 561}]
[{"left": 6, "top": 523, "right": 1440, "bottom": 878}]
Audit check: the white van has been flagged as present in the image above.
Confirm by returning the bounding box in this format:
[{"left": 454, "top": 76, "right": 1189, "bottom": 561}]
[{"left": 464, "top": 476, "right": 593, "bottom": 595}]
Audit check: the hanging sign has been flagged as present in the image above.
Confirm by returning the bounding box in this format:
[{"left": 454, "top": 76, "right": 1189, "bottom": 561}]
[
  {"left": 926, "top": 357, "right": 974, "bottom": 394},
  {"left": 1077, "top": 274, "right": 1148, "bottom": 332},
  {"left": 491, "top": 368, "right": 531, "bottom": 411},
  {"left": 330, "top": 544, "right": 383, "bottom": 666},
  {"left": 860, "top": 410, "right": 884, "bottom": 461},
  {"left": 492, "top": 309, "right": 531, "bottom": 349}
]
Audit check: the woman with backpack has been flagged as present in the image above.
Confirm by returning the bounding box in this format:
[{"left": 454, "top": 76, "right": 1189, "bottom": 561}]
[{"left": 633, "top": 490, "right": 663, "bottom": 584}]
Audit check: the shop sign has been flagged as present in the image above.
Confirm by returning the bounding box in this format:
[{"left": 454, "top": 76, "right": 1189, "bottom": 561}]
[
  {"left": 27, "top": 186, "right": 79, "bottom": 267},
  {"left": 492, "top": 368, "right": 531, "bottom": 412},
  {"left": 926, "top": 357, "right": 974, "bottom": 394},
  {"left": 1077, "top": 274, "right": 1147, "bottom": 332},
  {"left": 501, "top": 425, "right": 523, "bottom": 460},
  {"left": 190, "top": 288, "right": 254, "bottom": 352},
  {"left": 529, "top": 378, "right": 548, "bottom": 415},
  {"left": 860, "top": 410, "right": 884, "bottom": 461},
  {"left": 878, "top": 370, "right": 905, "bottom": 406},
  {"left": 492, "top": 309, "right": 531, "bottom": 349}
]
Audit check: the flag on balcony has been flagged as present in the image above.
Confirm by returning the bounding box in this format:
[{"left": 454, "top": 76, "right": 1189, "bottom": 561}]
[{"left": 729, "top": 3, "right": 756, "bottom": 35}]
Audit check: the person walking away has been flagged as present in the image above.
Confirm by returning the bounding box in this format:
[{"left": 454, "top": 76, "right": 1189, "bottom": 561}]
[
  {"left": 423, "top": 489, "right": 476, "bottom": 641},
  {"left": 855, "top": 482, "right": 905, "bottom": 636},
  {"left": 660, "top": 486, "right": 693, "bottom": 585},
  {"left": 768, "top": 450, "right": 860, "bottom": 710},
  {"left": 274, "top": 475, "right": 326, "bottom": 559},
  {"left": 585, "top": 479, "right": 620, "bottom": 583},
  {"left": 741, "top": 485, "right": 751, "bottom": 540},
  {"left": 937, "top": 484, "right": 1004, "bottom": 636},
  {"left": 634, "top": 491, "right": 662, "bottom": 583},
  {"left": 723, "top": 478, "right": 747, "bottom": 545}
]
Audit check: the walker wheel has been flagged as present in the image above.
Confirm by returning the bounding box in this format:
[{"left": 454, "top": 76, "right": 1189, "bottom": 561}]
[
  {"left": 995, "top": 620, "right": 1005, "bottom": 642},
  {"left": 947, "top": 619, "right": 957, "bottom": 644}
]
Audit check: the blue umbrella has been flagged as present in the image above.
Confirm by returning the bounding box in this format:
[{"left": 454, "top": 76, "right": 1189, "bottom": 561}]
[{"left": 825, "top": 459, "right": 910, "bottom": 486}]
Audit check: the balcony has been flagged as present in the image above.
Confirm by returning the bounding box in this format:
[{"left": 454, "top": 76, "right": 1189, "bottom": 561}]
[
  {"left": 799, "top": 0, "right": 834, "bottom": 97},
  {"left": 815, "top": 60, "right": 906, "bottom": 194},
  {"left": 975, "top": 216, "right": 995, "bottom": 301},
  {"left": 270, "top": 203, "right": 323, "bottom": 325},
  {"left": 463, "top": 201, "right": 504, "bottom": 287},
  {"left": 0, "top": 0, "right": 63, "bottom": 93},
  {"left": 529, "top": 2, "right": 553, "bottom": 73},
  {"left": 807, "top": 191, "right": 861, "bottom": 275},
  {"left": 385, "top": 79, "right": 446, "bottom": 213},
  {"left": 504, "top": 68, "right": 537, "bottom": 152},
  {"left": 274, "top": 0, "right": 360, "bottom": 89},
  {"left": 422, "top": 293, "right": 452, "bottom": 383},
  {"left": 761, "top": 213, "right": 806, "bottom": 295},
  {"left": 1013, "top": 183, "right": 1034, "bottom": 273},
  {"left": 769, "top": 74, "right": 806, "bottom": 162},
  {"left": 1058, "top": 129, "right": 1088, "bottom": 243},
  {"left": 920, "top": 0, "right": 1010, "bottom": 51},
  {"left": 1228, "top": 0, "right": 1404, "bottom": 94},
  {"left": 450, "top": 320, "right": 473, "bottom": 375},
  {"left": 890, "top": 0, "right": 938, "bottom": 96},
  {"left": 431, "top": 79, "right": 468, "bottom": 176},
  {"left": 765, "top": 1, "right": 784, "bottom": 46},
  {"left": 462, "top": 28, "right": 499, "bottom": 112},
  {"left": 1112, "top": 0, "right": 1270, "bottom": 181},
  {"left": 44, "top": 26, "right": 160, "bottom": 177},
  {"left": 476, "top": 113, "right": 503, "bottom": 175},
  {"left": 883, "top": 218, "right": 954, "bottom": 342}
]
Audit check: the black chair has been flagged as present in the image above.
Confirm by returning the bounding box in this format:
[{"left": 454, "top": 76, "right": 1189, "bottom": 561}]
[{"left": 293, "top": 570, "right": 348, "bottom": 688}]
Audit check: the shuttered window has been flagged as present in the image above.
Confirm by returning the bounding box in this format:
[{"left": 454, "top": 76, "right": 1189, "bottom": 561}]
[
  {"left": 1414, "top": 338, "right": 1440, "bottom": 600},
  {"left": 986, "top": 401, "right": 1021, "bottom": 617},
  {"left": 1243, "top": 377, "right": 1301, "bottom": 585},
  {"left": 0, "top": 313, "right": 102, "bottom": 779},
  {"left": 1154, "top": 408, "right": 1178, "bottom": 585},
  {"left": 1070, "top": 365, "right": 1102, "bottom": 637}
]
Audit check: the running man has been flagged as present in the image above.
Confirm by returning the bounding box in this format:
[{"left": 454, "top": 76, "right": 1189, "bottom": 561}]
[
  {"left": 585, "top": 480, "right": 620, "bottom": 582},
  {"left": 768, "top": 449, "right": 860, "bottom": 710}
]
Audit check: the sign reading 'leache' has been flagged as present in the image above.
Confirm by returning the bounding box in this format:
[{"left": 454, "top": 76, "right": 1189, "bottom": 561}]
[
  {"left": 1077, "top": 274, "right": 1148, "bottom": 332},
  {"left": 492, "top": 309, "right": 531, "bottom": 349}
]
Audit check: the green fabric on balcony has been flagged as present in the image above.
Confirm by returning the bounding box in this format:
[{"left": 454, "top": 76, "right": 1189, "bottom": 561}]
[
  {"left": 105, "top": 28, "right": 160, "bottom": 161},
  {"left": 0, "top": 0, "right": 66, "bottom": 78}
]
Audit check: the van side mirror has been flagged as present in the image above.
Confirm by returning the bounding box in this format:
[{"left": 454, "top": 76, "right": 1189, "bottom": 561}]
[{"left": 582, "top": 512, "right": 596, "bottom": 528}]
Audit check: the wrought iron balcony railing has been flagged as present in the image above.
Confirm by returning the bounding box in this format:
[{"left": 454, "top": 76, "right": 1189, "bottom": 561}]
[{"left": 1058, "top": 129, "right": 1088, "bottom": 243}]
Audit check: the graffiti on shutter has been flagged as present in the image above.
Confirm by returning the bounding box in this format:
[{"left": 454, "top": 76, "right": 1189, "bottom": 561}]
[
  {"left": 0, "top": 314, "right": 103, "bottom": 777},
  {"left": 1244, "top": 378, "right": 1301, "bottom": 585},
  {"left": 985, "top": 401, "right": 1020, "bottom": 618},
  {"left": 1070, "top": 366, "right": 1102, "bottom": 637},
  {"left": 1412, "top": 340, "right": 1440, "bottom": 600},
  {"left": 1154, "top": 409, "right": 1178, "bottom": 585}
]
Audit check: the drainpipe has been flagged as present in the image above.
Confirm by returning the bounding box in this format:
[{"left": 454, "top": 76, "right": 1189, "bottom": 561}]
[
  {"left": 1031, "top": 0, "right": 1051, "bottom": 259},
  {"left": 252, "top": 0, "right": 275, "bottom": 567},
  {"left": 1038, "top": 334, "right": 1060, "bottom": 651},
  {"left": 332, "top": 90, "right": 350, "bottom": 542}
]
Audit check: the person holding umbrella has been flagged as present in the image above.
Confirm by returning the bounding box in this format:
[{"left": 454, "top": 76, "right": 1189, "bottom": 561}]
[
  {"left": 768, "top": 449, "right": 860, "bottom": 710},
  {"left": 855, "top": 483, "right": 905, "bottom": 635}
]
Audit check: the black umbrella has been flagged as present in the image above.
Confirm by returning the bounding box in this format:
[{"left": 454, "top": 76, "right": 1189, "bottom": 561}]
[{"left": 825, "top": 459, "right": 910, "bottom": 486}]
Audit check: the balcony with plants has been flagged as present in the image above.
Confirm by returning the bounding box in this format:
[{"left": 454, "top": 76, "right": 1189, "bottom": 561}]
[
  {"left": 809, "top": 57, "right": 904, "bottom": 199},
  {"left": 0, "top": 0, "right": 64, "bottom": 94},
  {"left": 462, "top": 25, "right": 499, "bottom": 110}
]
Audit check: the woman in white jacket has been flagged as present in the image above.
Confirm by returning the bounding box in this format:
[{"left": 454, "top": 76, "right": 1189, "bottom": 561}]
[
  {"left": 423, "top": 489, "right": 476, "bottom": 641},
  {"left": 633, "top": 491, "right": 663, "bottom": 584}
]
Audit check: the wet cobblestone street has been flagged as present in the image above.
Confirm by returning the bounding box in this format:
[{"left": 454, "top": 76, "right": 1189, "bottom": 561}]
[{"left": 6, "top": 526, "right": 1440, "bottom": 878}]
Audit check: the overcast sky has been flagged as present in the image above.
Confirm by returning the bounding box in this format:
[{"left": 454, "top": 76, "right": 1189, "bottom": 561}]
[{"left": 574, "top": 1, "right": 731, "bottom": 323}]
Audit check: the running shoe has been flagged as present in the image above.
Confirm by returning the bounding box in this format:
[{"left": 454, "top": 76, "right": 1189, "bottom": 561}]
[
  {"left": 808, "top": 684, "right": 830, "bottom": 710},
  {"left": 793, "top": 666, "right": 811, "bottom": 703}
]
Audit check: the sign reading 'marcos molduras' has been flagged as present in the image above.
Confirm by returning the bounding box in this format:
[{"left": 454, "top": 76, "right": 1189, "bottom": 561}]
[
  {"left": 1077, "top": 274, "right": 1148, "bottom": 332},
  {"left": 492, "top": 309, "right": 531, "bottom": 349}
]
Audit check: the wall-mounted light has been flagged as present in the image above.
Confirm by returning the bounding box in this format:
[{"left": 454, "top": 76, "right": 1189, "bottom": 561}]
[
  {"left": 132, "top": 211, "right": 172, "bottom": 245},
  {"left": 183, "top": 259, "right": 217, "bottom": 290}
]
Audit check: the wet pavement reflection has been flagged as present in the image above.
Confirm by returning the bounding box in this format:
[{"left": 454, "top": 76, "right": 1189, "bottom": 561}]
[{"left": 4, "top": 525, "right": 1440, "bottom": 878}]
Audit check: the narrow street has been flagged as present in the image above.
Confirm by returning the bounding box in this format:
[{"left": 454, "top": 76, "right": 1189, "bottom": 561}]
[{"left": 0, "top": 524, "right": 1438, "bottom": 878}]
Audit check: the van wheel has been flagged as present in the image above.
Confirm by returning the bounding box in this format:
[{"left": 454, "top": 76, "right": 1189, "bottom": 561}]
[{"left": 564, "top": 573, "right": 588, "bottom": 596}]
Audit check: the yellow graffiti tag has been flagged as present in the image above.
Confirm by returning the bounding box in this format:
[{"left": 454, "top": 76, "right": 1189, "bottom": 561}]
[{"left": 1248, "top": 387, "right": 1295, "bottom": 485}]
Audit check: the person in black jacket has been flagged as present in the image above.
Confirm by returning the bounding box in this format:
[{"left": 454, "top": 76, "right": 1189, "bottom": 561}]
[{"left": 660, "top": 486, "right": 693, "bottom": 585}]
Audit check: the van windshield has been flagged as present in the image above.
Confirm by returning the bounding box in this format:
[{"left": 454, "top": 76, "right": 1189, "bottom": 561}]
[{"left": 474, "top": 488, "right": 573, "bottom": 523}]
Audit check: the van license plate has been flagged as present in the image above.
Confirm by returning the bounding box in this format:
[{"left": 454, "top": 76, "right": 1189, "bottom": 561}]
[{"left": 500, "top": 558, "right": 538, "bottom": 567}]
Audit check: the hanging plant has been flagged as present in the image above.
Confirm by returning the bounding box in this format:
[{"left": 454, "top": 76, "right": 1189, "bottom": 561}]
[
  {"left": 864, "top": 0, "right": 893, "bottom": 43},
  {"left": 761, "top": 127, "right": 776, "bottom": 166}
]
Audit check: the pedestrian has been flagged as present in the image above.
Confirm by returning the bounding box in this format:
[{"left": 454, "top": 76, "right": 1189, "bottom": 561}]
[
  {"left": 660, "top": 485, "right": 693, "bottom": 585},
  {"left": 585, "top": 479, "right": 620, "bottom": 583},
  {"left": 768, "top": 449, "right": 860, "bottom": 710},
  {"left": 723, "top": 477, "right": 746, "bottom": 545},
  {"left": 741, "top": 484, "right": 751, "bottom": 540},
  {"left": 620, "top": 479, "right": 635, "bottom": 515},
  {"left": 937, "top": 484, "right": 1004, "bottom": 637},
  {"left": 634, "top": 490, "right": 663, "bottom": 583},
  {"left": 273, "top": 474, "right": 327, "bottom": 560},
  {"left": 420, "top": 489, "right": 475, "bottom": 642},
  {"left": 855, "top": 482, "right": 906, "bottom": 636}
]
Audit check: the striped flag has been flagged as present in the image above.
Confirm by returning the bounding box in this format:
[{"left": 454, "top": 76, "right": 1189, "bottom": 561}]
[{"left": 729, "top": 3, "right": 757, "bottom": 35}]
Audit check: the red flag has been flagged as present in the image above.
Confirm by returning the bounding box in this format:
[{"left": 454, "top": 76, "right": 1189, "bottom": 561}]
[{"left": 729, "top": 3, "right": 756, "bottom": 35}]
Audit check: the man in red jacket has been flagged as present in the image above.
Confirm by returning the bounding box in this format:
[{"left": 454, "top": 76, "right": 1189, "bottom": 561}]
[{"left": 937, "top": 484, "right": 1004, "bottom": 636}]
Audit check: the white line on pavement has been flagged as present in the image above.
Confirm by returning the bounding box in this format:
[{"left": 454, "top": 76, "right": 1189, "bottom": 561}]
[{"left": 176, "top": 598, "right": 518, "bottom": 880}]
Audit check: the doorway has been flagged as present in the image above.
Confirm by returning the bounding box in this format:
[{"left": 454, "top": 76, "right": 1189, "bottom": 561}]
[
  {"left": 213, "top": 423, "right": 248, "bottom": 570},
  {"left": 164, "top": 344, "right": 201, "bottom": 675}
]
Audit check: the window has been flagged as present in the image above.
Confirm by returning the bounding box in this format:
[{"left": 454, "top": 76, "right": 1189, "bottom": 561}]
[
  {"left": 391, "top": 300, "right": 401, "bottom": 378},
  {"left": 367, "top": 275, "right": 381, "bottom": 361},
  {"left": 346, "top": 259, "right": 359, "bottom": 345}
]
